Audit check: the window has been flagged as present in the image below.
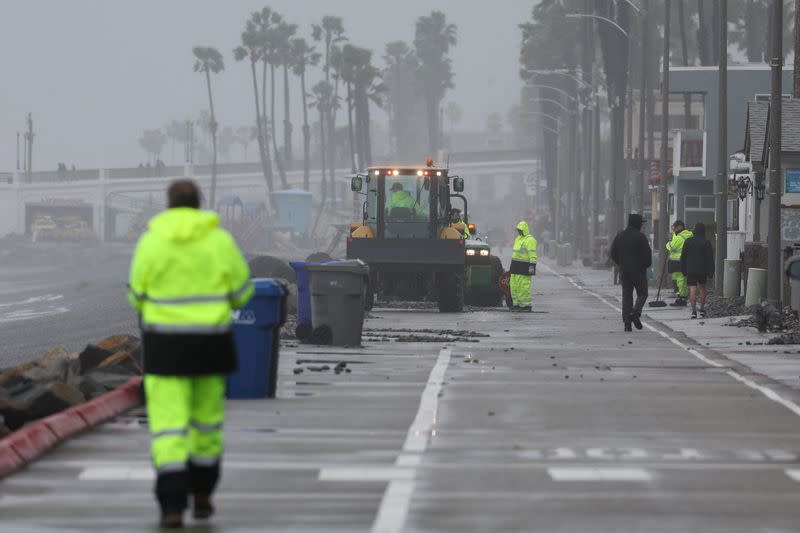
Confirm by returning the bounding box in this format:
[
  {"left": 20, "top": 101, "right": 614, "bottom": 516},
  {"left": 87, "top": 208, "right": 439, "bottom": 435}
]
[{"left": 383, "top": 173, "right": 431, "bottom": 239}]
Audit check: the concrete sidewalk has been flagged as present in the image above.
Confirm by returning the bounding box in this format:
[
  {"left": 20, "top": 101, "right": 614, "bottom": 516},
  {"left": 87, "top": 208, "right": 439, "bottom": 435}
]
[{"left": 557, "top": 262, "right": 800, "bottom": 401}]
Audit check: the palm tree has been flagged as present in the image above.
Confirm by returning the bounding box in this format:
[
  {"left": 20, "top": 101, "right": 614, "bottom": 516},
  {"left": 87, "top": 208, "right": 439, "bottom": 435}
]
[
  {"left": 139, "top": 129, "right": 167, "bottom": 164},
  {"left": 310, "top": 81, "right": 333, "bottom": 231},
  {"left": 218, "top": 127, "right": 236, "bottom": 162},
  {"left": 260, "top": 12, "right": 288, "bottom": 188},
  {"left": 165, "top": 120, "right": 185, "bottom": 164},
  {"left": 312, "top": 16, "right": 347, "bottom": 203},
  {"left": 414, "top": 11, "right": 457, "bottom": 154},
  {"left": 234, "top": 11, "right": 275, "bottom": 201},
  {"left": 291, "top": 37, "right": 321, "bottom": 190},
  {"left": 445, "top": 102, "right": 462, "bottom": 149},
  {"left": 275, "top": 20, "right": 297, "bottom": 171},
  {"left": 236, "top": 126, "right": 256, "bottom": 160},
  {"left": 340, "top": 45, "right": 359, "bottom": 172},
  {"left": 193, "top": 46, "right": 224, "bottom": 210},
  {"left": 383, "top": 41, "right": 421, "bottom": 159},
  {"left": 346, "top": 45, "right": 385, "bottom": 170}
]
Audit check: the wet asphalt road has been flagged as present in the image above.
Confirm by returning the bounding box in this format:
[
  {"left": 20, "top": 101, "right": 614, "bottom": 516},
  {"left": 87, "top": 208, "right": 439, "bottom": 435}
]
[
  {"left": 4, "top": 263, "right": 800, "bottom": 531},
  {"left": 0, "top": 242, "right": 137, "bottom": 367}
]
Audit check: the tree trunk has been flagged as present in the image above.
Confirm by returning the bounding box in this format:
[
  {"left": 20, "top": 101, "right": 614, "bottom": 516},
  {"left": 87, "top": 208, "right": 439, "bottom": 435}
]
[
  {"left": 270, "top": 64, "right": 287, "bottom": 188},
  {"left": 300, "top": 70, "right": 311, "bottom": 191},
  {"left": 328, "top": 74, "right": 341, "bottom": 207},
  {"left": 347, "top": 81, "right": 356, "bottom": 172},
  {"left": 426, "top": 91, "right": 438, "bottom": 155},
  {"left": 795, "top": 0, "right": 800, "bottom": 97},
  {"left": 363, "top": 93, "right": 372, "bottom": 167},
  {"left": 677, "top": 0, "right": 692, "bottom": 124},
  {"left": 312, "top": 107, "right": 328, "bottom": 234},
  {"left": 283, "top": 64, "right": 293, "bottom": 170},
  {"left": 250, "top": 59, "right": 275, "bottom": 204},
  {"left": 204, "top": 68, "right": 218, "bottom": 211}
]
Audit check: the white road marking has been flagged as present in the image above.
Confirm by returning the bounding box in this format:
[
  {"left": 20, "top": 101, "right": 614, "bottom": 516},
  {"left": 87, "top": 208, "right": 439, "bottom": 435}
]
[
  {"left": 0, "top": 294, "right": 64, "bottom": 308},
  {"left": 784, "top": 469, "right": 800, "bottom": 482},
  {"left": 543, "top": 264, "right": 800, "bottom": 420},
  {"left": 548, "top": 467, "right": 652, "bottom": 482},
  {"left": 0, "top": 293, "right": 69, "bottom": 323},
  {"left": 78, "top": 467, "right": 154, "bottom": 481},
  {"left": 319, "top": 467, "right": 415, "bottom": 482},
  {"left": 369, "top": 347, "right": 451, "bottom": 533}
]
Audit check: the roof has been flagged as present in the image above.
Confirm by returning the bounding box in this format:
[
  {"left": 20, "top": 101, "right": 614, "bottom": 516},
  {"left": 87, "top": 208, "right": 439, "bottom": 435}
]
[
  {"left": 745, "top": 101, "right": 770, "bottom": 166},
  {"left": 368, "top": 166, "right": 448, "bottom": 172},
  {"left": 745, "top": 99, "right": 800, "bottom": 165}
]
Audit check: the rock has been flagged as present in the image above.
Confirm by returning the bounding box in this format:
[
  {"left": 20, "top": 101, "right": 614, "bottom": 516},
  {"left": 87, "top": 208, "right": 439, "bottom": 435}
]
[
  {"left": 96, "top": 334, "right": 140, "bottom": 353},
  {"left": 98, "top": 351, "right": 142, "bottom": 374},
  {"left": 0, "top": 361, "right": 38, "bottom": 386},
  {"left": 9, "top": 382, "right": 85, "bottom": 427},
  {"left": 0, "top": 374, "right": 34, "bottom": 397},
  {"left": 79, "top": 344, "right": 114, "bottom": 375},
  {"left": 69, "top": 375, "right": 108, "bottom": 399},
  {"left": 334, "top": 362, "right": 347, "bottom": 371},
  {"left": 293, "top": 368, "right": 304, "bottom": 375},
  {"left": 22, "top": 357, "right": 69, "bottom": 384},
  {"left": 85, "top": 368, "right": 135, "bottom": 390},
  {"left": 0, "top": 390, "right": 31, "bottom": 430},
  {"left": 38, "top": 346, "right": 69, "bottom": 367},
  {"left": 0, "top": 422, "right": 9, "bottom": 438},
  {"left": 248, "top": 255, "right": 296, "bottom": 283}
]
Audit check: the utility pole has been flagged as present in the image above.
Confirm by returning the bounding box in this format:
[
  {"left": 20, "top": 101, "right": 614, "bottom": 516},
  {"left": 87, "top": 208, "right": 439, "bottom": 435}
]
[
  {"left": 637, "top": 0, "right": 649, "bottom": 216},
  {"left": 715, "top": 0, "right": 728, "bottom": 292},
  {"left": 795, "top": 0, "right": 800, "bottom": 97},
  {"left": 658, "top": 0, "right": 671, "bottom": 280},
  {"left": 593, "top": 93, "right": 601, "bottom": 258},
  {"left": 25, "top": 113, "right": 34, "bottom": 181},
  {"left": 626, "top": 63, "right": 634, "bottom": 220},
  {"left": 767, "top": 0, "right": 784, "bottom": 304},
  {"left": 581, "top": 0, "right": 594, "bottom": 257},
  {"left": 16, "top": 132, "right": 20, "bottom": 171}
]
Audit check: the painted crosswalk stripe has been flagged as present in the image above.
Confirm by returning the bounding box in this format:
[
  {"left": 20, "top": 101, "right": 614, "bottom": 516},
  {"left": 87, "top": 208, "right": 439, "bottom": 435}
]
[
  {"left": 547, "top": 467, "right": 652, "bottom": 482},
  {"left": 78, "top": 467, "right": 154, "bottom": 481},
  {"left": 319, "top": 467, "right": 414, "bottom": 482}
]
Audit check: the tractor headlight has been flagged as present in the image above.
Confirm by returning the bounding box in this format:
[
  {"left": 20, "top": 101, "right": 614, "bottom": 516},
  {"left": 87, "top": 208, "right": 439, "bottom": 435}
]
[
  {"left": 479, "top": 250, "right": 489, "bottom": 256},
  {"left": 466, "top": 249, "right": 476, "bottom": 256}
]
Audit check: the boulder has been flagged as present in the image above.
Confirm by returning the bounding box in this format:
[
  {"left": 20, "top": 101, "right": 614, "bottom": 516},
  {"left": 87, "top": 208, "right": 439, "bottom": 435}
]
[
  {"left": 0, "top": 361, "right": 38, "bottom": 386},
  {"left": 0, "top": 390, "right": 30, "bottom": 430},
  {"left": 96, "top": 334, "right": 140, "bottom": 354},
  {"left": 0, "top": 422, "right": 9, "bottom": 438},
  {"left": 23, "top": 382, "right": 85, "bottom": 424},
  {"left": 69, "top": 375, "right": 108, "bottom": 399},
  {"left": 248, "top": 255, "right": 296, "bottom": 283},
  {"left": 0, "top": 374, "right": 34, "bottom": 398},
  {"left": 79, "top": 344, "right": 114, "bottom": 375},
  {"left": 21, "top": 357, "right": 68, "bottom": 384},
  {"left": 98, "top": 351, "right": 142, "bottom": 374},
  {"left": 85, "top": 368, "right": 135, "bottom": 391},
  {"left": 38, "top": 346, "right": 69, "bottom": 367}
]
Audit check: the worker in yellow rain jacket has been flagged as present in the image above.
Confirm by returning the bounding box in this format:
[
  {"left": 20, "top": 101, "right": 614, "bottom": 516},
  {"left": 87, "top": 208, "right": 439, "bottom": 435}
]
[
  {"left": 666, "top": 219, "right": 693, "bottom": 306},
  {"left": 127, "top": 180, "right": 254, "bottom": 528},
  {"left": 509, "top": 220, "right": 538, "bottom": 311}
]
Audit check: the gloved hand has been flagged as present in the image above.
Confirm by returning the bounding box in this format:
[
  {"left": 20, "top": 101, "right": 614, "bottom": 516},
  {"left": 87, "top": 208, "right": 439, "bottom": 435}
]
[{"left": 529, "top": 263, "right": 537, "bottom": 276}]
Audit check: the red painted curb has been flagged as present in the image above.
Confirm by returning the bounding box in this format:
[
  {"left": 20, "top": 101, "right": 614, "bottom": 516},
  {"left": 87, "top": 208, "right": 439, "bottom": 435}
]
[
  {"left": 42, "top": 411, "right": 88, "bottom": 440},
  {"left": 6, "top": 423, "right": 59, "bottom": 462},
  {"left": 0, "top": 376, "right": 143, "bottom": 479},
  {"left": 0, "top": 440, "right": 24, "bottom": 478}
]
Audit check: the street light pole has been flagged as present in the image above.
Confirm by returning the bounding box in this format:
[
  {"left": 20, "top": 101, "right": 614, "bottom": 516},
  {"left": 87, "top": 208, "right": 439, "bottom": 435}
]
[
  {"left": 637, "top": 0, "right": 649, "bottom": 216},
  {"left": 16, "top": 132, "right": 20, "bottom": 171},
  {"left": 767, "top": 0, "right": 784, "bottom": 304},
  {"left": 715, "top": 0, "right": 728, "bottom": 292},
  {"left": 658, "top": 0, "right": 671, "bottom": 281}
]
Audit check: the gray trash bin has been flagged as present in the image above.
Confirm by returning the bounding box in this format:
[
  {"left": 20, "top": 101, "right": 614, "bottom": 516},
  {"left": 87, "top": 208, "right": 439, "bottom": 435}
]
[{"left": 307, "top": 260, "right": 369, "bottom": 346}]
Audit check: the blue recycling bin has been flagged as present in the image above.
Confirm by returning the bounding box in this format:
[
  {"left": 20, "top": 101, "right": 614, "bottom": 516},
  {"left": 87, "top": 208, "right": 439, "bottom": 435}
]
[{"left": 227, "top": 278, "right": 288, "bottom": 399}]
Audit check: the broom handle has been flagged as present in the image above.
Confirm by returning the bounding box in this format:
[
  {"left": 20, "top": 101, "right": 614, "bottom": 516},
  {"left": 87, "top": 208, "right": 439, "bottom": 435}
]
[{"left": 654, "top": 254, "right": 668, "bottom": 300}]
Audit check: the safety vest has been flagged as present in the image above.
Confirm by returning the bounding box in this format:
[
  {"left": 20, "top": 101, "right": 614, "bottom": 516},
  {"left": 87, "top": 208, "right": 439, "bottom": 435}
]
[
  {"left": 127, "top": 208, "right": 254, "bottom": 334},
  {"left": 388, "top": 190, "right": 415, "bottom": 211},
  {"left": 666, "top": 229, "right": 693, "bottom": 260},
  {"left": 512, "top": 221, "right": 538, "bottom": 264}
]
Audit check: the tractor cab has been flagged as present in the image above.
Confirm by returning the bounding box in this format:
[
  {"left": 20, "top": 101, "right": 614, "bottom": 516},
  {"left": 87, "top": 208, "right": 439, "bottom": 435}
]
[{"left": 349, "top": 164, "right": 466, "bottom": 241}]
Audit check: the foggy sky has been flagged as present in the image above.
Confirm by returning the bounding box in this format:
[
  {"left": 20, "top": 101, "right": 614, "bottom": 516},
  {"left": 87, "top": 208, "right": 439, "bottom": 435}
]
[{"left": 0, "top": 0, "right": 533, "bottom": 171}]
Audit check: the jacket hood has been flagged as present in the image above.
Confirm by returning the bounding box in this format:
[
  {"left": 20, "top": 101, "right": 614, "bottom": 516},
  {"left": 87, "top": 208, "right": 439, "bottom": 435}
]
[
  {"left": 693, "top": 221, "right": 706, "bottom": 238},
  {"left": 516, "top": 221, "right": 530, "bottom": 236},
  {"left": 148, "top": 208, "right": 220, "bottom": 242},
  {"left": 627, "top": 213, "right": 644, "bottom": 230}
]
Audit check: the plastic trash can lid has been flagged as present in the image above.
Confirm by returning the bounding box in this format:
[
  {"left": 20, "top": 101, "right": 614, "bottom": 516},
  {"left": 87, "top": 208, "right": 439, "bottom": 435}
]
[
  {"left": 306, "top": 259, "right": 369, "bottom": 274},
  {"left": 252, "top": 278, "right": 288, "bottom": 296}
]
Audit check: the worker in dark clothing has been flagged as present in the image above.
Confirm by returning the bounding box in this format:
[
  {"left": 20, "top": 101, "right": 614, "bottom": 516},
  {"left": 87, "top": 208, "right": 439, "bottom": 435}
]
[
  {"left": 679, "top": 221, "right": 715, "bottom": 319},
  {"left": 610, "top": 214, "right": 652, "bottom": 332}
]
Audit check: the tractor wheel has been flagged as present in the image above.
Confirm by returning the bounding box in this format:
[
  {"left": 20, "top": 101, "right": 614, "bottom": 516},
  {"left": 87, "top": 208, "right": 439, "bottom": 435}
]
[
  {"left": 438, "top": 272, "right": 464, "bottom": 313},
  {"left": 486, "top": 256, "right": 504, "bottom": 307},
  {"left": 363, "top": 277, "right": 374, "bottom": 311}
]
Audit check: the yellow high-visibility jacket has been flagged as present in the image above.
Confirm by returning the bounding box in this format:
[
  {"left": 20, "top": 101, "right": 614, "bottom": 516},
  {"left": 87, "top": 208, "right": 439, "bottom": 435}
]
[{"left": 128, "top": 207, "right": 254, "bottom": 375}]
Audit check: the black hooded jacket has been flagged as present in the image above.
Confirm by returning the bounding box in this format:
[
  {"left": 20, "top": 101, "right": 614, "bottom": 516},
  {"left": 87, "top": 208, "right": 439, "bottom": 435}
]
[
  {"left": 610, "top": 214, "right": 653, "bottom": 275},
  {"left": 680, "top": 222, "right": 714, "bottom": 278}
]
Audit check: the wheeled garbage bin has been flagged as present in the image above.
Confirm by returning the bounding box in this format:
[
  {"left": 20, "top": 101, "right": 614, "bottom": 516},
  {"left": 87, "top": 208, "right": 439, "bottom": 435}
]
[
  {"left": 307, "top": 260, "right": 369, "bottom": 346},
  {"left": 227, "top": 278, "right": 288, "bottom": 399},
  {"left": 290, "top": 259, "right": 337, "bottom": 340}
]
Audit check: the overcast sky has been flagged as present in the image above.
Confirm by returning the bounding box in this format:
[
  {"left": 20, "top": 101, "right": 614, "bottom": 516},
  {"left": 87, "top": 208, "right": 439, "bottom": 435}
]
[{"left": 0, "top": 0, "right": 533, "bottom": 171}]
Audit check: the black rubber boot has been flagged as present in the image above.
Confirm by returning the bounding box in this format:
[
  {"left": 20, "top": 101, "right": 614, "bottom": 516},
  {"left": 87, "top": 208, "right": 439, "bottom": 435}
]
[{"left": 156, "top": 471, "right": 188, "bottom": 528}]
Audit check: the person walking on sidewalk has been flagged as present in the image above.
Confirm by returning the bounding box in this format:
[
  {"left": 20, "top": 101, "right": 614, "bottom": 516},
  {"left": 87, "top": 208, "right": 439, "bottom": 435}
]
[
  {"left": 509, "top": 220, "right": 537, "bottom": 312},
  {"left": 610, "top": 214, "right": 652, "bottom": 332},
  {"left": 667, "top": 220, "right": 693, "bottom": 306},
  {"left": 680, "top": 221, "right": 715, "bottom": 319},
  {"left": 127, "top": 180, "right": 254, "bottom": 528}
]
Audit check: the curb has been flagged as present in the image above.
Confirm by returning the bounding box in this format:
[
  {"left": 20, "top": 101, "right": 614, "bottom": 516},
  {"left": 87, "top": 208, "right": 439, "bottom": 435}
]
[{"left": 0, "top": 376, "right": 143, "bottom": 479}]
